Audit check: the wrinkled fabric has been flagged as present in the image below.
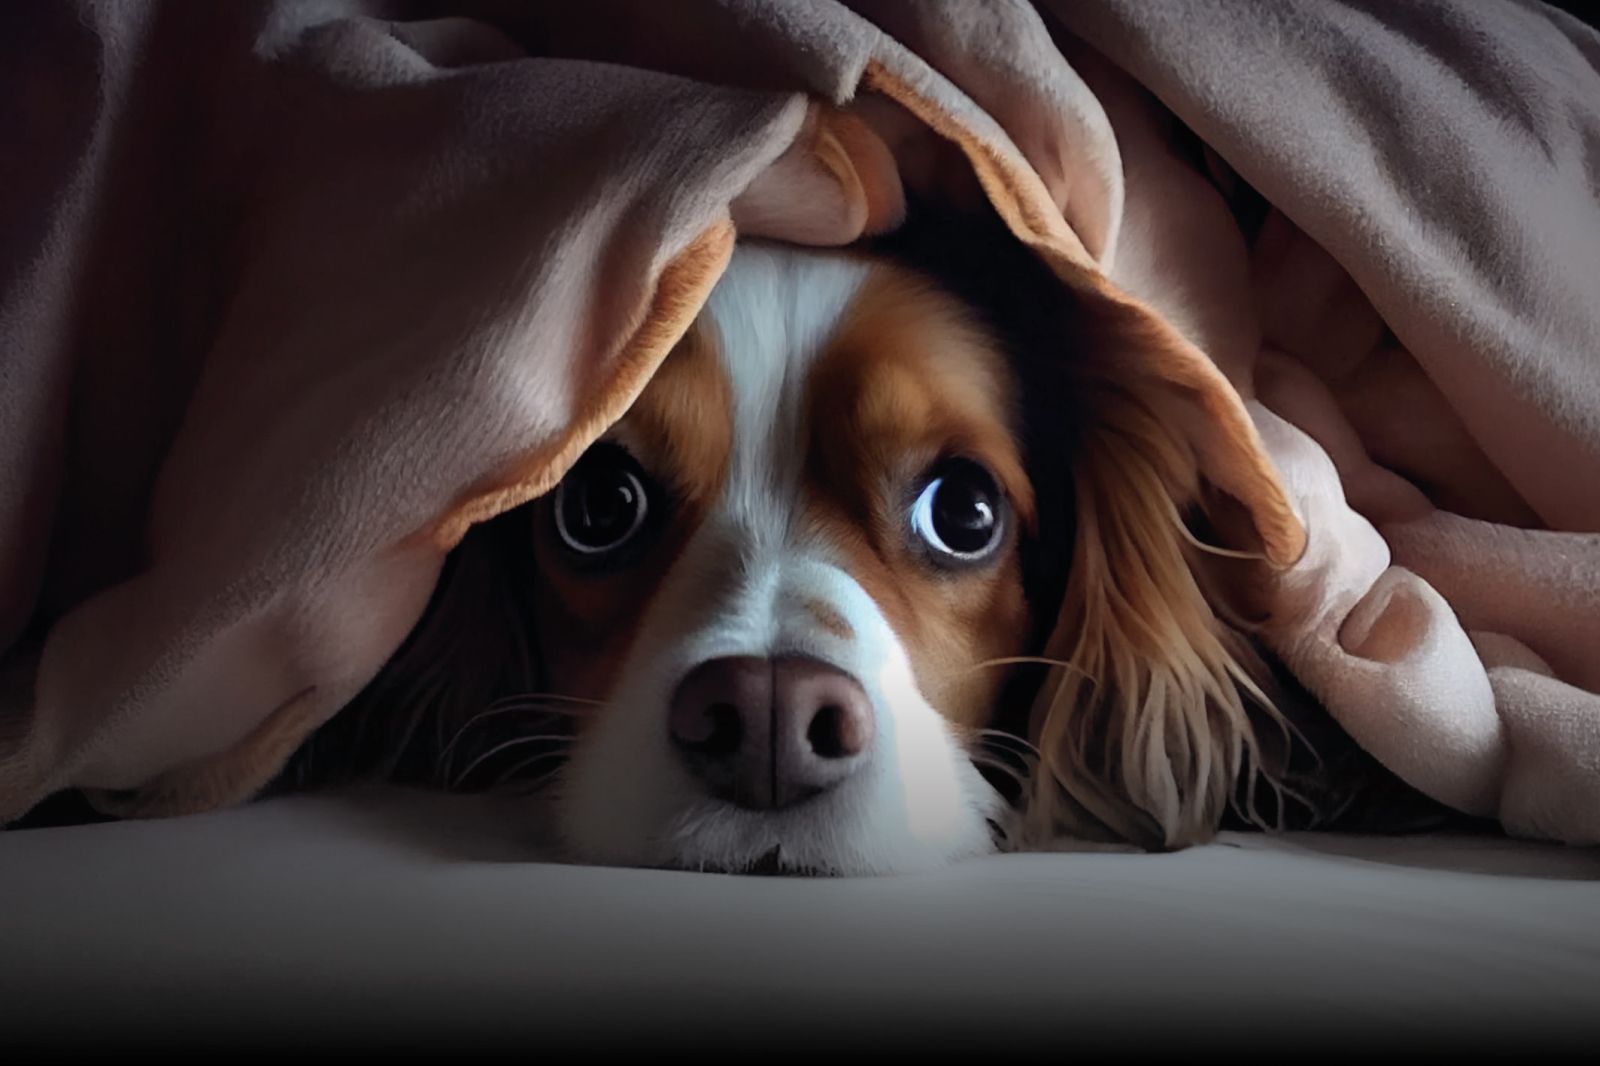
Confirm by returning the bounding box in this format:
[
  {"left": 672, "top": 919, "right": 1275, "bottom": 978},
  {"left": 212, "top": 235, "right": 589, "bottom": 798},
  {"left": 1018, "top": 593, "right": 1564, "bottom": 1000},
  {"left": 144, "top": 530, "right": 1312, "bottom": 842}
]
[
  {"left": 1043, "top": 0, "right": 1600, "bottom": 842},
  {"left": 3, "top": 0, "right": 1596, "bottom": 845}
]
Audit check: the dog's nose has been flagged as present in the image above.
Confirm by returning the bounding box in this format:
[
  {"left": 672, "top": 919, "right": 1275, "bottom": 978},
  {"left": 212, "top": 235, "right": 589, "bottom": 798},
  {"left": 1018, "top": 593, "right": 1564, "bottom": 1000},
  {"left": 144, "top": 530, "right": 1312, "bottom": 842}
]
[{"left": 668, "top": 656, "right": 874, "bottom": 809}]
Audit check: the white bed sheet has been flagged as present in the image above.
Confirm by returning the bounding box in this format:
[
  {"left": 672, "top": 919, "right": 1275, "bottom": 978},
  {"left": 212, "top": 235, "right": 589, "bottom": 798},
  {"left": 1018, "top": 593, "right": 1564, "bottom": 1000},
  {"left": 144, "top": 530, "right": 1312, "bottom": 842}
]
[{"left": 3, "top": 787, "right": 1598, "bottom": 1052}]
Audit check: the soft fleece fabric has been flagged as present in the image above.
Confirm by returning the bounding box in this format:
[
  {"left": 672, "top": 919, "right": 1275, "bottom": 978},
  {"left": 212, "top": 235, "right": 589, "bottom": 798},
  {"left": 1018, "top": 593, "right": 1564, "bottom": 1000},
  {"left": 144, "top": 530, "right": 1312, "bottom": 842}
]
[
  {"left": 1045, "top": 0, "right": 1600, "bottom": 842},
  {"left": 2, "top": 0, "right": 1595, "bottom": 844}
]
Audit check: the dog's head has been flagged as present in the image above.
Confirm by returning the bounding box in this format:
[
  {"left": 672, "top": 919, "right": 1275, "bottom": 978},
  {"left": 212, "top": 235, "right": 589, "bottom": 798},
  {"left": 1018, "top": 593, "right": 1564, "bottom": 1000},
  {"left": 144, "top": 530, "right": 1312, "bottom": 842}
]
[{"left": 527, "top": 239, "right": 1056, "bottom": 874}]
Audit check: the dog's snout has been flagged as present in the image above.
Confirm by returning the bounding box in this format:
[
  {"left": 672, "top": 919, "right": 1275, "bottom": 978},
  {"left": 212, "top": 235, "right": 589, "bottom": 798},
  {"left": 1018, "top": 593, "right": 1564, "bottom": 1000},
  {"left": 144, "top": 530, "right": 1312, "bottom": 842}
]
[{"left": 669, "top": 656, "right": 874, "bottom": 809}]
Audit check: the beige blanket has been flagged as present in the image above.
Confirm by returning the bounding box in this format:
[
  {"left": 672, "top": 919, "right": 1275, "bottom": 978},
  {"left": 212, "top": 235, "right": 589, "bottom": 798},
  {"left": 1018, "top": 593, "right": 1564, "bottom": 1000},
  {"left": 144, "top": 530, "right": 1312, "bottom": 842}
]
[{"left": 3, "top": 0, "right": 1596, "bottom": 846}]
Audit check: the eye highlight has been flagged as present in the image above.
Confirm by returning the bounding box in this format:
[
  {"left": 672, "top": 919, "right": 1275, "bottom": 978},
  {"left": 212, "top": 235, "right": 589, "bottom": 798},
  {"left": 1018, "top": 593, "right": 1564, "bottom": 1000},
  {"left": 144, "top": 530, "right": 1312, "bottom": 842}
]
[
  {"left": 909, "top": 457, "right": 1007, "bottom": 565},
  {"left": 552, "top": 444, "right": 653, "bottom": 560}
]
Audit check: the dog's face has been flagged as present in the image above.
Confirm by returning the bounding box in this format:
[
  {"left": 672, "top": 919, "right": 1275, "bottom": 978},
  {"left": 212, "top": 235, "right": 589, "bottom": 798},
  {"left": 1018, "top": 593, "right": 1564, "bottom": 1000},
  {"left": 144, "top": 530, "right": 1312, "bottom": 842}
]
[{"left": 528, "top": 243, "right": 1040, "bottom": 874}]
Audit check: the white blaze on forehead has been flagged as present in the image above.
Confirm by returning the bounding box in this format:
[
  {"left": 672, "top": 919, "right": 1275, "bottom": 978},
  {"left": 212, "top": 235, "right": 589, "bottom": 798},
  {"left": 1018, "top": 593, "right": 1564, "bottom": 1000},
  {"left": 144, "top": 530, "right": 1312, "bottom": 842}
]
[{"left": 701, "top": 242, "right": 871, "bottom": 553}]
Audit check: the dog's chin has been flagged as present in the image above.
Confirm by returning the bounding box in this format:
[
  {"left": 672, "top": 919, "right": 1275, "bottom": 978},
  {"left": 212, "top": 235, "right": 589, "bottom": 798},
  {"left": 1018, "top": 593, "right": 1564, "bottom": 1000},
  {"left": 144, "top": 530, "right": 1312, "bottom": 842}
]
[
  {"left": 660, "top": 835, "right": 1002, "bottom": 879},
  {"left": 554, "top": 756, "right": 1009, "bottom": 878},
  {"left": 579, "top": 825, "right": 1001, "bottom": 879},
  {"left": 661, "top": 846, "right": 817, "bottom": 878}
]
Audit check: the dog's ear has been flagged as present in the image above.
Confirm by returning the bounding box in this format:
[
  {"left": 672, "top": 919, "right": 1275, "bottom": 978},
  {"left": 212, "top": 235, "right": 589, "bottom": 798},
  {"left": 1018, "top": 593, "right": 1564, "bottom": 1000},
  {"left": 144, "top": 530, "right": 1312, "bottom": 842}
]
[{"left": 1024, "top": 297, "right": 1302, "bottom": 851}]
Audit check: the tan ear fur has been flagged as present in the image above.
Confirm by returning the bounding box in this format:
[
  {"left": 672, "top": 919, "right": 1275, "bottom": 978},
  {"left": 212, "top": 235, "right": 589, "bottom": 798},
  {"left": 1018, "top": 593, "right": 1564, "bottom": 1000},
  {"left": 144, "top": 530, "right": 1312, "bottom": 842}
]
[{"left": 1024, "top": 352, "right": 1294, "bottom": 852}]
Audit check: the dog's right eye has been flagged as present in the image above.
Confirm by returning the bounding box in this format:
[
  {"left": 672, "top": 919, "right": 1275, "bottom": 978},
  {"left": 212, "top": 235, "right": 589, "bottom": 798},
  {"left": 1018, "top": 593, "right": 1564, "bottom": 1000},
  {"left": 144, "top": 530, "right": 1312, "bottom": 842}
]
[{"left": 552, "top": 445, "right": 652, "bottom": 559}]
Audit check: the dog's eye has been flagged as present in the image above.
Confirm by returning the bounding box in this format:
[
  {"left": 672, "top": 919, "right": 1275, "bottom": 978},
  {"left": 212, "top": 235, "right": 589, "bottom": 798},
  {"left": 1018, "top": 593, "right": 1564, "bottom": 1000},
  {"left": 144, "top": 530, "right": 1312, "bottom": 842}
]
[
  {"left": 553, "top": 445, "right": 652, "bottom": 558},
  {"left": 910, "top": 458, "right": 1005, "bottom": 564}
]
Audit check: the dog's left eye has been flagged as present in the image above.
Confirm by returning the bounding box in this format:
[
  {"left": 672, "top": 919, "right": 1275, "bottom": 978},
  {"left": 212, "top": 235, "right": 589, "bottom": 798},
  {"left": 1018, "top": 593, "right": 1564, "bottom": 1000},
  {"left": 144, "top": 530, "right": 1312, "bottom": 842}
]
[
  {"left": 553, "top": 444, "right": 653, "bottom": 559},
  {"left": 910, "top": 458, "right": 1006, "bottom": 564}
]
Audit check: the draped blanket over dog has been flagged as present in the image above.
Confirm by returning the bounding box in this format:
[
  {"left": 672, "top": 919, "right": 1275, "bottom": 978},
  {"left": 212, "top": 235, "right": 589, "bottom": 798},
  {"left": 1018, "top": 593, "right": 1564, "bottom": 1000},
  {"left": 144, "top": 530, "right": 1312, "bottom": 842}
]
[{"left": 3, "top": 0, "right": 1597, "bottom": 844}]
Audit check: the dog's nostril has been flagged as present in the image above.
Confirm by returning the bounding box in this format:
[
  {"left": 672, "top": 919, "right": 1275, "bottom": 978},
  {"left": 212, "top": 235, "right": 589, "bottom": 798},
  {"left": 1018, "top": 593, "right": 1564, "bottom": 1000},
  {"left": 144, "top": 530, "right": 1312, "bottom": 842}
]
[
  {"left": 807, "top": 704, "right": 844, "bottom": 758},
  {"left": 670, "top": 698, "right": 744, "bottom": 753},
  {"left": 791, "top": 663, "right": 873, "bottom": 761},
  {"left": 807, "top": 704, "right": 857, "bottom": 759},
  {"left": 669, "top": 657, "right": 767, "bottom": 763},
  {"left": 699, "top": 702, "right": 743, "bottom": 754}
]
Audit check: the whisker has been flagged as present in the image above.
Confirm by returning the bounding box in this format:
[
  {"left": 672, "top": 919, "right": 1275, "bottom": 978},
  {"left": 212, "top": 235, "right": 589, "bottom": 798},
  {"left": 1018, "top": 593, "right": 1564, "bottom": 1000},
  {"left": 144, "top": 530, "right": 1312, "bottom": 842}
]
[
  {"left": 971, "top": 740, "right": 1037, "bottom": 770},
  {"left": 972, "top": 727, "right": 1042, "bottom": 758},
  {"left": 976, "top": 753, "right": 1038, "bottom": 781},
  {"left": 473, "top": 700, "right": 589, "bottom": 716},
  {"left": 437, "top": 703, "right": 582, "bottom": 761},
  {"left": 970, "top": 732, "right": 1041, "bottom": 782},
  {"left": 484, "top": 692, "right": 605, "bottom": 709},
  {"left": 959, "top": 655, "right": 1099, "bottom": 687},
  {"left": 490, "top": 750, "right": 569, "bottom": 791},
  {"left": 435, "top": 700, "right": 591, "bottom": 771},
  {"left": 972, "top": 736, "right": 1038, "bottom": 766},
  {"left": 450, "top": 734, "right": 574, "bottom": 790},
  {"left": 970, "top": 750, "right": 1035, "bottom": 781}
]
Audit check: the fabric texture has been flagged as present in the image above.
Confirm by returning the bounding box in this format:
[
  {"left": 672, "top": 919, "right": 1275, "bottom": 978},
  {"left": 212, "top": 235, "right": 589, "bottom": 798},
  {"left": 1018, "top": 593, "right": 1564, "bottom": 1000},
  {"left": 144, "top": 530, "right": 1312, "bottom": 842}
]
[
  {"left": 1041, "top": 0, "right": 1600, "bottom": 842},
  {"left": 2, "top": 0, "right": 1596, "bottom": 845}
]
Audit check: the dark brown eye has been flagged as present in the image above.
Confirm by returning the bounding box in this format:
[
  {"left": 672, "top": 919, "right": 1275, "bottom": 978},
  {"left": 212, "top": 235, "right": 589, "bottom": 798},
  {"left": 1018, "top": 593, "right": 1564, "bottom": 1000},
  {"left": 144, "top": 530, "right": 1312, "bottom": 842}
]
[
  {"left": 910, "top": 458, "right": 1006, "bottom": 564},
  {"left": 553, "top": 445, "right": 651, "bottom": 559}
]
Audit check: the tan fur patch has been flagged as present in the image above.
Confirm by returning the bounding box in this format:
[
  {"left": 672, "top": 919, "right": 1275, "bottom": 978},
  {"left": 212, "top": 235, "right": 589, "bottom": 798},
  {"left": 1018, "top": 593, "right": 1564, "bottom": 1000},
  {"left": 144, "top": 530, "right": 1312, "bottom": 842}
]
[
  {"left": 529, "top": 318, "right": 733, "bottom": 704},
  {"left": 804, "top": 597, "right": 855, "bottom": 641},
  {"left": 800, "top": 265, "right": 1035, "bottom": 728},
  {"left": 611, "top": 317, "right": 733, "bottom": 507}
]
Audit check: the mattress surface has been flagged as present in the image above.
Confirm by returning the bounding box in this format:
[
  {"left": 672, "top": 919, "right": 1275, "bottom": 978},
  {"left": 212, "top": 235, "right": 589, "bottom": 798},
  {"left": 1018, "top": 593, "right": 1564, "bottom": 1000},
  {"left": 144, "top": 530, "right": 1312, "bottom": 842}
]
[{"left": 4, "top": 788, "right": 1598, "bottom": 1052}]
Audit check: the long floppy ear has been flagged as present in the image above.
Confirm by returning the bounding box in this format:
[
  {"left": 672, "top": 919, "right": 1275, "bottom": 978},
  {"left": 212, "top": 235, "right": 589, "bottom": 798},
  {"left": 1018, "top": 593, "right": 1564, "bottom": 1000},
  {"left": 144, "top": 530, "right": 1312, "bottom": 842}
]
[{"left": 1024, "top": 299, "right": 1302, "bottom": 851}]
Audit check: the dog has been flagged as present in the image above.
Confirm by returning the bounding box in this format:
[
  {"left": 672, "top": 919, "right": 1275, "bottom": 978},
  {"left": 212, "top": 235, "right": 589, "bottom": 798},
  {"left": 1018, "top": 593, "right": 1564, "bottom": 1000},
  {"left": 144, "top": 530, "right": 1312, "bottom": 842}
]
[{"left": 274, "top": 202, "right": 1456, "bottom": 873}]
